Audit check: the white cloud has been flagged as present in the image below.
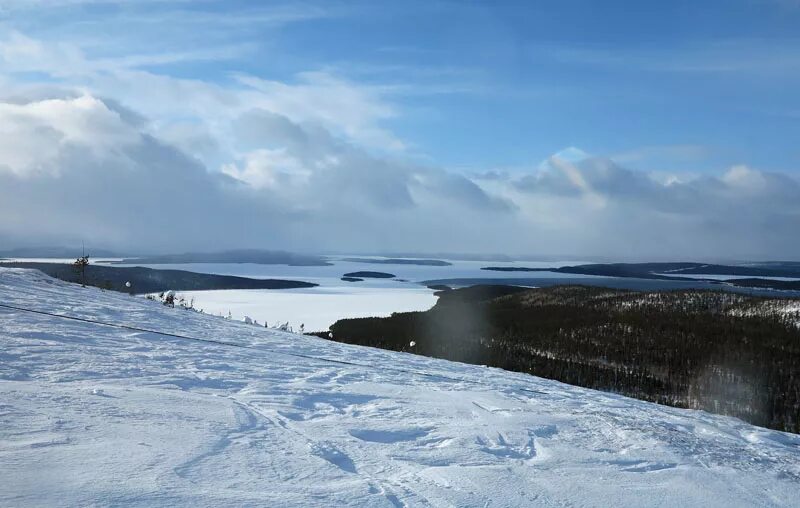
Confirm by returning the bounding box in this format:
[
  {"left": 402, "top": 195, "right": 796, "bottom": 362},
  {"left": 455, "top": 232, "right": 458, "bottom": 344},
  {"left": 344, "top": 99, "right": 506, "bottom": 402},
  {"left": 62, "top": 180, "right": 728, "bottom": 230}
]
[
  {"left": 234, "top": 72, "right": 405, "bottom": 152},
  {"left": 0, "top": 94, "right": 511, "bottom": 253},
  {"left": 1, "top": 26, "right": 799, "bottom": 259},
  {"left": 0, "top": 31, "right": 88, "bottom": 77},
  {"left": 1, "top": 81, "right": 797, "bottom": 260},
  {"left": 0, "top": 95, "right": 138, "bottom": 176},
  {"left": 221, "top": 148, "right": 311, "bottom": 190},
  {"left": 501, "top": 152, "right": 800, "bottom": 258},
  {"left": 0, "top": 26, "right": 402, "bottom": 152},
  {"left": 721, "top": 164, "right": 769, "bottom": 191}
]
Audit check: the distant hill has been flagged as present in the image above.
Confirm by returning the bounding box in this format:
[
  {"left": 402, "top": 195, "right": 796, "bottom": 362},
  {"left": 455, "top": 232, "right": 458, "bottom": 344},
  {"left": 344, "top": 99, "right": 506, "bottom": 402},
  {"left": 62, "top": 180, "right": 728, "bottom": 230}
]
[
  {"left": 2, "top": 262, "right": 317, "bottom": 293},
  {"left": 341, "top": 257, "right": 451, "bottom": 266},
  {"left": 559, "top": 262, "right": 800, "bottom": 279},
  {"left": 481, "top": 261, "right": 800, "bottom": 279},
  {"left": 480, "top": 262, "right": 800, "bottom": 291},
  {"left": 357, "top": 252, "right": 517, "bottom": 262},
  {"left": 115, "top": 249, "right": 331, "bottom": 266},
  {"left": 0, "top": 246, "right": 121, "bottom": 258}
]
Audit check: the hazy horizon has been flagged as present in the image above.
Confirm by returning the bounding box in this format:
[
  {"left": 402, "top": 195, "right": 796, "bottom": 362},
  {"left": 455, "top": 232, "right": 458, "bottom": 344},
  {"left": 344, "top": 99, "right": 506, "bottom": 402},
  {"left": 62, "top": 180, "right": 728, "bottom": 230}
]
[{"left": 3, "top": 244, "right": 798, "bottom": 265}]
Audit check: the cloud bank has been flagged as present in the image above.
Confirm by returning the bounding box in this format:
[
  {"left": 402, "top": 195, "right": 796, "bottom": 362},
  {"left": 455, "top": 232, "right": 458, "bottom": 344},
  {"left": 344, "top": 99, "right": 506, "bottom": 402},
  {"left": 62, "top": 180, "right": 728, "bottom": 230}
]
[{"left": 0, "top": 27, "right": 798, "bottom": 260}]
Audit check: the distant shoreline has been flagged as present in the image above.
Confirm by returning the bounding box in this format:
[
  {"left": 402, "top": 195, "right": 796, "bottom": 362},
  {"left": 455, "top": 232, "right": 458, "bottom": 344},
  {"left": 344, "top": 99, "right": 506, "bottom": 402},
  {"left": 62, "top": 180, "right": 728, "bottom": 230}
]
[
  {"left": 341, "top": 257, "right": 452, "bottom": 267},
  {"left": 481, "top": 262, "right": 800, "bottom": 293},
  {"left": 1, "top": 262, "right": 317, "bottom": 294},
  {"left": 112, "top": 250, "right": 332, "bottom": 267}
]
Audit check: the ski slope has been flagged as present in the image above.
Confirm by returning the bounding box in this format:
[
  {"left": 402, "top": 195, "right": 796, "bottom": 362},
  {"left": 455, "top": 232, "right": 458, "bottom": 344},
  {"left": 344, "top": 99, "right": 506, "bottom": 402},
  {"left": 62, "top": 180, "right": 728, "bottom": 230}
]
[{"left": 1, "top": 268, "right": 799, "bottom": 507}]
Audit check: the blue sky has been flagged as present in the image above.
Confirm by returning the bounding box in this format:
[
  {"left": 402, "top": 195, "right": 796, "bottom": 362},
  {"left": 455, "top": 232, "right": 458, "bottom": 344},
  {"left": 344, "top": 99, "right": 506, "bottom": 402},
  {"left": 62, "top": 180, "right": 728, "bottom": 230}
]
[
  {"left": 6, "top": 0, "right": 800, "bottom": 171},
  {"left": 1, "top": 0, "right": 799, "bottom": 258}
]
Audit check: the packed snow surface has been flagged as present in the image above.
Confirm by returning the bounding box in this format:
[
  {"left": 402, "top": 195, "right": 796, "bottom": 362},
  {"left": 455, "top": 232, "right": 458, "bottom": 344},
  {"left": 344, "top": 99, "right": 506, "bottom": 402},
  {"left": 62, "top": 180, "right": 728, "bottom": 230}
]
[{"left": 1, "top": 268, "right": 800, "bottom": 507}]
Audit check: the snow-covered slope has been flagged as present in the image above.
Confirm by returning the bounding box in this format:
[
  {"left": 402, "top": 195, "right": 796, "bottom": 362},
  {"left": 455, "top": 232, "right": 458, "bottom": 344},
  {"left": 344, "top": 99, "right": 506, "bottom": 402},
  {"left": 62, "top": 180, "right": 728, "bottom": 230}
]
[{"left": 1, "top": 268, "right": 799, "bottom": 507}]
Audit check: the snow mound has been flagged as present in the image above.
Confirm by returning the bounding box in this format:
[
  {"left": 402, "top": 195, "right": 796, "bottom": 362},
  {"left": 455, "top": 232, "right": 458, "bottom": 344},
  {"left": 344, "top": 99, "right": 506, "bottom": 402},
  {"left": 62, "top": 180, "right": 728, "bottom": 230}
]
[{"left": 1, "top": 267, "right": 799, "bottom": 507}]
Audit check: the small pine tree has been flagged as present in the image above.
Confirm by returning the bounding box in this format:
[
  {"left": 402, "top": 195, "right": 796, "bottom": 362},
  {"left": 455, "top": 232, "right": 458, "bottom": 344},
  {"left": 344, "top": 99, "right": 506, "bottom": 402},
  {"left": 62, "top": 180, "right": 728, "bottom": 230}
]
[{"left": 73, "top": 255, "right": 89, "bottom": 287}]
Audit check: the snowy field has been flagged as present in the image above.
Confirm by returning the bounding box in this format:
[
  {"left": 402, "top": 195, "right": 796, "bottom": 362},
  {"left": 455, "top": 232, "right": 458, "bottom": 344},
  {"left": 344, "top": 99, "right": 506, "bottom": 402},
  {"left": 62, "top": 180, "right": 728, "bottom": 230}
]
[{"left": 2, "top": 267, "right": 800, "bottom": 507}]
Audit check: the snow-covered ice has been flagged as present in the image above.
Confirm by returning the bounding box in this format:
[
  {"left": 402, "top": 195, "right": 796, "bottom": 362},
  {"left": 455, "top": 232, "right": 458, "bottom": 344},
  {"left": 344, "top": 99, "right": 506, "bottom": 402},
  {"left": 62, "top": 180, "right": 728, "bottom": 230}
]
[
  {"left": 1, "top": 267, "right": 799, "bottom": 507},
  {"left": 177, "top": 285, "right": 438, "bottom": 332},
  {"left": 120, "top": 258, "right": 592, "bottom": 331}
]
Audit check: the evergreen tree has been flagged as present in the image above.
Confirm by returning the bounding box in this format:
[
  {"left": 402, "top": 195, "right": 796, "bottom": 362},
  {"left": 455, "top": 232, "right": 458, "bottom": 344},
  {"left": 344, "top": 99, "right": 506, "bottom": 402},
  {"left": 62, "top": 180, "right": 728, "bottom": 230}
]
[{"left": 73, "top": 255, "right": 89, "bottom": 287}]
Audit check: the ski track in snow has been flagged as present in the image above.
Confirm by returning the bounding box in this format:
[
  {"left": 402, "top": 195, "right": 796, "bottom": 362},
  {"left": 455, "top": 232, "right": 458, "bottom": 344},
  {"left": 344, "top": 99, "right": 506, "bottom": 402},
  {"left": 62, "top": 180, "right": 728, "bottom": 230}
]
[{"left": 1, "top": 268, "right": 799, "bottom": 507}]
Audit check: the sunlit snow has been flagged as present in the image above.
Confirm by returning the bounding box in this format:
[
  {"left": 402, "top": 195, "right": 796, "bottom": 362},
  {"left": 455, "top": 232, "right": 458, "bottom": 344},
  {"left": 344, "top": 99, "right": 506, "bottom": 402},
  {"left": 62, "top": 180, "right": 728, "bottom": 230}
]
[{"left": 2, "top": 267, "right": 799, "bottom": 507}]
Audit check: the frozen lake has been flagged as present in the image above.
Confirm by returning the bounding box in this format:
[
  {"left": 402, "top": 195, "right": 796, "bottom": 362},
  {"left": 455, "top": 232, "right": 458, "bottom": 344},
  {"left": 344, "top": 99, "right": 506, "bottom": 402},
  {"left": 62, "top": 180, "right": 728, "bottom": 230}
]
[
  {"left": 15, "top": 255, "right": 799, "bottom": 332},
  {"left": 177, "top": 286, "right": 438, "bottom": 333},
  {"left": 111, "top": 257, "right": 591, "bottom": 285},
  {"left": 110, "top": 257, "right": 593, "bottom": 331}
]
